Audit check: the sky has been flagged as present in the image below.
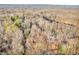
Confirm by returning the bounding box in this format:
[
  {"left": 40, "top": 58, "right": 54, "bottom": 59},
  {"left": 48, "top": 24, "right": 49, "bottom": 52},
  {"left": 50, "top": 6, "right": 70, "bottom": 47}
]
[{"left": 0, "top": 0, "right": 79, "bottom": 5}]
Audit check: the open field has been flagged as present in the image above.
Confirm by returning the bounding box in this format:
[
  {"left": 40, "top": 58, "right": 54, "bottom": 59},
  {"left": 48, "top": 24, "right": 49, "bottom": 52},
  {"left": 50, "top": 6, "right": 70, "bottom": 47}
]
[{"left": 0, "top": 5, "right": 79, "bottom": 55}]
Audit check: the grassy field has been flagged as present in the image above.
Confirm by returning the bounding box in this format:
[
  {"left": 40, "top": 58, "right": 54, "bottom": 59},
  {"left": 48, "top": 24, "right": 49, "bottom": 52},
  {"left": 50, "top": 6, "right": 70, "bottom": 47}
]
[{"left": 0, "top": 6, "right": 79, "bottom": 55}]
